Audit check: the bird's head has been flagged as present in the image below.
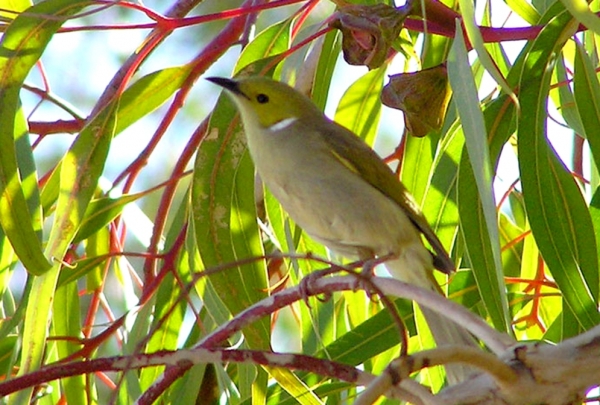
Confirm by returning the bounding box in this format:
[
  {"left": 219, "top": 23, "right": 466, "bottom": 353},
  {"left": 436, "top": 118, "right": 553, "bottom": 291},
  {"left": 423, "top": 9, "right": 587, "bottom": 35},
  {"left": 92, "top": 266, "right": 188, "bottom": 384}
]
[{"left": 207, "top": 76, "right": 321, "bottom": 129}]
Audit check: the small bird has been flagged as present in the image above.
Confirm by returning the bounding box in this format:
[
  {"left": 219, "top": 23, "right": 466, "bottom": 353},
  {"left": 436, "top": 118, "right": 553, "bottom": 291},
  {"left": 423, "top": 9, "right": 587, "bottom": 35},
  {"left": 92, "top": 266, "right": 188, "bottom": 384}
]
[{"left": 208, "top": 76, "right": 475, "bottom": 383}]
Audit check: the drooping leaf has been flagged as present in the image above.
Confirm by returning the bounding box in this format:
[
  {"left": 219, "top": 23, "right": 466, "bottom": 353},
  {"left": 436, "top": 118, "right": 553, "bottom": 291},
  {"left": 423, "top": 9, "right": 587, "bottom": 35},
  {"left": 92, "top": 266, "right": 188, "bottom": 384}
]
[
  {"left": 574, "top": 42, "right": 600, "bottom": 171},
  {"left": 517, "top": 8, "right": 600, "bottom": 331},
  {"left": 381, "top": 64, "right": 451, "bottom": 138},
  {"left": 449, "top": 22, "right": 509, "bottom": 332}
]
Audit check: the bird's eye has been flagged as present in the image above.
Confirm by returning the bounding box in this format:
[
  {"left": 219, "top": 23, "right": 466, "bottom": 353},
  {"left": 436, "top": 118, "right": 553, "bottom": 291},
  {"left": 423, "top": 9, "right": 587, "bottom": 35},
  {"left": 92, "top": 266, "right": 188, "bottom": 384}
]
[{"left": 256, "top": 94, "right": 269, "bottom": 104}]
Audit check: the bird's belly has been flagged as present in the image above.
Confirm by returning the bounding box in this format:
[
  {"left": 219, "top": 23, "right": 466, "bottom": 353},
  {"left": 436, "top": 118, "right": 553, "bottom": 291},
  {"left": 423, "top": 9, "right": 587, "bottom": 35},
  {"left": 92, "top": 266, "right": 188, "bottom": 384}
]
[{"left": 262, "top": 166, "right": 422, "bottom": 259}]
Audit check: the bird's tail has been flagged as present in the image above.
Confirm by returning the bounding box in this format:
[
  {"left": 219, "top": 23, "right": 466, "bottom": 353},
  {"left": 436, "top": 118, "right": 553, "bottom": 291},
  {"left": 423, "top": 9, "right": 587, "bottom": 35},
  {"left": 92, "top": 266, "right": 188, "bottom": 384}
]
[{"left": 385, "top": 250, "right": 477, "bottom": 385}]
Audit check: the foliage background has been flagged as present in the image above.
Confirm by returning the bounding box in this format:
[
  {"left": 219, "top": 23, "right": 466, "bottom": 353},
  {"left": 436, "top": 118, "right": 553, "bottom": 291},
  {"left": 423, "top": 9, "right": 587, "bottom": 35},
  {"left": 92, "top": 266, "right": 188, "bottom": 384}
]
[{"left": 0, "top": 0, "right": 600, "bottom": 403}]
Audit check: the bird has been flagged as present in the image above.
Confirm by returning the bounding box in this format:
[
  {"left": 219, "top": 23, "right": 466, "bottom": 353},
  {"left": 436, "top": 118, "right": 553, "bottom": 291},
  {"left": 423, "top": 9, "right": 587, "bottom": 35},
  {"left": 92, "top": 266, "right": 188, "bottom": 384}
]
[{"left": 207, "top": 75, "right": 476, "bottom": 383}]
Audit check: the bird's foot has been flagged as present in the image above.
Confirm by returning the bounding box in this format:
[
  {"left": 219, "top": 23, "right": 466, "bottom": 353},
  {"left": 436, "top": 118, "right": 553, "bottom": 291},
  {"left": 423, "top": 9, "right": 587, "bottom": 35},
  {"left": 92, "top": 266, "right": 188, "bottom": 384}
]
[
  {"left": 354, "top": 259, "right": 380, "bottom": 300},
  {"left": 298, "top": 266, "right": 341, "bottom": 308},
  {"left": 353, "top": 254, "right": 397, "bottom": 299}
]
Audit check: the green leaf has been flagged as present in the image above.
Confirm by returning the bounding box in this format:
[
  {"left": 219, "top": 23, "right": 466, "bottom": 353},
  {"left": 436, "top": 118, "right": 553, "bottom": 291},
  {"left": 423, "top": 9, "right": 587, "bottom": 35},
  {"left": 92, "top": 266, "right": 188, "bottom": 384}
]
[
  {"left": 553, "top": 54, "right": 585, "bottom": 137},
  {"left": 401, "top": 135, "right": 435, "bottom": 206},
  {"left": 0, "top": 335, "right": 18, "bottom": 378},
  {"left": 312, "top": 30, "right": 341, "bottom": 111},
  {"left": 0, "top": 0, "right": 80, "bottom": 274},
  {"left": 73, "top": 193, "right": 144, "bottom": 243},
  {"left": 506, "top": 0, "right": 541, "bottom": 24},
  {"left": 449, "top": 24, "right": 500, "bottom": 258},
  {"left": 457, "top": 154, "right": 510, "bottom": 331},
  {"left": 266, "top": 368, "right": 321, "bottom": 405},
  {"left": 498, "top": 212, "right": 525, "bottom": 278},
  {"left": 0, "top": 0, "right": 31, "bottom": 18},
  {"left": 192, "top": 93, "right": 269, "bottom": 347},
  {"left": 234, "top": 19, "right": 292, "bottom": 74},
  {"left": 421, "top": 122, "right": 463, "bottom": 257},
  {"left": 188, "top": 228, "right": 233, "bottom": 330},
  {"left": 449, "top": 22, "right": 509, "bottom": 332},
  {"left": 481, "top": 4, "right": 512, "bottom": 78},
  {"left": 84, "top": 226, "right": 109, "bottom": 291},
  {"left": 46, "top": 99, "right": 118, "bottom": 258},
  {"left": 1, "top": 2, "right": 92, "bottom": 403},
  {"left": 574, "top": 42, "right": 600, "bottom": 170},
  {"left": 0, "top": 229, "right": 17, "bottom": 334},
  {"left": 560, "top": 0, "right": 600, "bottom": 36},
  {"left": 56, "top": 255, "right": 104, "bottom": 287},
  {"left": 0, "top": 274, "right": 31, "bottom": 341},
  {"left": 17, "top": 85, "right": 117, "bottom": 405},
  {"left": 321, "top": 299, "right": 414, "bottom": 365},
  {"left": 52, "top": 282, "right": 85, "bottom": 405},
  {"left": 40, "top": 163, "right": 61, "bottom": 214},
  {"left": 334, "top": 67, "right": 385, "bottom": 145},
  {"left": 517, "top": 9, "right": 600, "bottom": 331},
  {"left": 114, "top": 65, "right": 194, "bottom": 136},
  {"left": 459, "top": 0, "right": 518, "bottom": 105},
  {"left": 590, "top": 187, "right": 600, "bottom": 261}
]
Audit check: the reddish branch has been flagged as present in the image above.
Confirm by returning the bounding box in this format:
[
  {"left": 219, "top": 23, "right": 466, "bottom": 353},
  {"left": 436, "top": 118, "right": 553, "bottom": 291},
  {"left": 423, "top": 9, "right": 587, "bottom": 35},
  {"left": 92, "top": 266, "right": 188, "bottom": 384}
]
[
  {"left": 0, "top": 347, "right": 363, "bottom": 397},
  {"left": 0, "top": 276, "right": 367, "bottom": 399}
]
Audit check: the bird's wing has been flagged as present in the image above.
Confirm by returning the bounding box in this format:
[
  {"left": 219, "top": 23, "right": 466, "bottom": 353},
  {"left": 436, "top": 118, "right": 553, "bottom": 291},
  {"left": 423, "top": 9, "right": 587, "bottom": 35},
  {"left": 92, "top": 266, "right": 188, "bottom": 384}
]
[{"left": 319, "top": 120, "right": 455, "bottom": 273}]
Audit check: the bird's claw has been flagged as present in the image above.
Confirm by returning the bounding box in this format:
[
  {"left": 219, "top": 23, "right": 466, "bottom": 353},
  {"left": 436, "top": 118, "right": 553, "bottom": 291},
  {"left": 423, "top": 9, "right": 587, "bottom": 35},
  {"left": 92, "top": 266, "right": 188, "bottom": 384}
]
[
  {"left": 298, "top": 267, "right": 340, "bottom": 308},
  {"left": 352, "top": 259, "right": 380, "bottom": 300}
]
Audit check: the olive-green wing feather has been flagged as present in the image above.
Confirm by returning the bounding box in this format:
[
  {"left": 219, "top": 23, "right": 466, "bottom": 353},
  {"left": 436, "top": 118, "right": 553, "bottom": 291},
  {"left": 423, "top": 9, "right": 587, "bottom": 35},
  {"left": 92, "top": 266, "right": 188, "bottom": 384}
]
[{"left": 318, "top": 120, "right": 455, "bottom": 273}]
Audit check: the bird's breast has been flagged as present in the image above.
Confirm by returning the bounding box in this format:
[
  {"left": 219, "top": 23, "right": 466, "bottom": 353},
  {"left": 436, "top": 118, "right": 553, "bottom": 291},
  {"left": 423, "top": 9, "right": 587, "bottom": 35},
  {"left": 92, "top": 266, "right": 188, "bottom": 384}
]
[{"left": 250, "top": 140, "right": 422, "bottom": 259}]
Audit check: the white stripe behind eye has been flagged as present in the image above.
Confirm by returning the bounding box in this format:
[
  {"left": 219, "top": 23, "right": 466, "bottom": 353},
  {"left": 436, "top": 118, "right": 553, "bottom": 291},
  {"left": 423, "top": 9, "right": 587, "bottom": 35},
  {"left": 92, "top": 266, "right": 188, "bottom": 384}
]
[{"left": 268, "top": 117, "right": 298, "bottom": 132}]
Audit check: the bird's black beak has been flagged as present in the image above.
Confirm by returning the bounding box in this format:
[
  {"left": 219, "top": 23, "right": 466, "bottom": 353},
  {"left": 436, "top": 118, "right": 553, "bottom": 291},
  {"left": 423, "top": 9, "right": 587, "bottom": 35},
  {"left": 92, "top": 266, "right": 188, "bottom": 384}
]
[{"left": 206, "top": 77, "right": 242, "bottom": 95}]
